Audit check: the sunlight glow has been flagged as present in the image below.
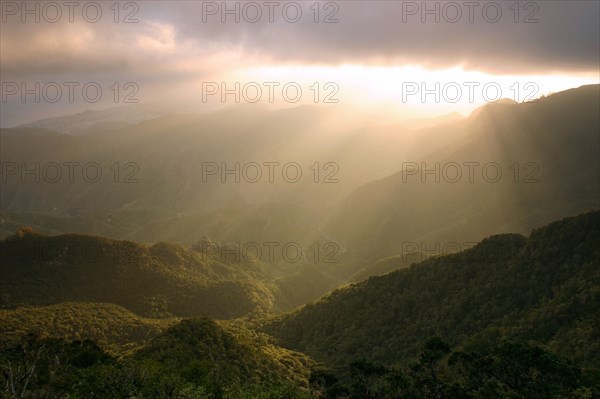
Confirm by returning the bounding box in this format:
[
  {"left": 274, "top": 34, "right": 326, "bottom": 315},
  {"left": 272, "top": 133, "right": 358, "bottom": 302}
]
[{"left": 237, "top": 64, "right": 599, "bottom": 118}]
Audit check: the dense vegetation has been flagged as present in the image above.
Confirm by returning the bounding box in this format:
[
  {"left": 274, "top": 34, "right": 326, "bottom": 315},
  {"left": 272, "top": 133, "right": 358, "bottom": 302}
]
[
  {"left": 2, "top": 328, "right": 597, "bottom": 398},
  {"left": 0, "top": 227, "right": 346, "bottom": 316},
  {"left": 0, "top": 229, "right": 275, "bottom": 318},
  {"left": 0, "top": 302, "right": 179, "bottom": 354},
  {"left": 1, "top": 210, "right": 599, "bottom": 398},
  {"left": 0, "top": 318, "right": 315, "bottom": 399},
  {"left": 266, "top": 211, "right": 600, "bottom": 372},
  {"left": 309, "top": 337, "right": 599, "bottom": 399}
]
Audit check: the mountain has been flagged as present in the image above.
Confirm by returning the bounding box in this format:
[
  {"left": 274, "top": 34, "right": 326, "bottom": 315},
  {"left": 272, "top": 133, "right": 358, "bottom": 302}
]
[
  {"left": 4, "top": 87, "right": 596, "bottom": 279},
  {"left": 264, "top": 211, "right": 600, "bottom": 371},
  {"left": 0, "top": 227, "right": 346, "bottom": 315},
  {"left": 0, "top": 229, "right": 275, "bottom": 318},
  {"left": 0, "top": 302, "right": 179, "bottom": 354},
  {"left": 2, "top": 212, "right": 599, "bottom": 398},
  {"left": 1, "top": 85, "right": 598, "bottom": 310},
  {"left": 272, "top": 265, "right": 342, "bottom": 311},
  {"left": 0, "top": 316, "right": 315, "bottom": 398},
  {"left": 348, "top": 253, "right": 427, "bottom": 283},
  {"left": 13, "top": 102, "right": 200, "bottom": 135},
  {"left": 125, "top": 202, "right": 323, "bottom": 248},
  {"left": 0, "top": 104, "right": 411, "bottom": 218},
  {"left": 323, "top": 84, "right": 600, "bottom": 272},
  {"left": 133, "top": 317, "right": 314, "bottom": 387}
]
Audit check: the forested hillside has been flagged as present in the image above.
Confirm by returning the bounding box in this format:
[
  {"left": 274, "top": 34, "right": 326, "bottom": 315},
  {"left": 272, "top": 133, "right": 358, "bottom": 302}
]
[
  {"left": 266, "top": 211, "right": 600, "bottom": 370},
  {"left": 0, "top": 302, "right": 179, "bottom": 354},
  {"left": 0, "top": 229, "right": 275, "bottom": 318},
  {"left": 0, "top": 317, "right": 315, "bottom": 399},
  {"left": 1, "top": 211, "right": 599, "bottom": 398}
]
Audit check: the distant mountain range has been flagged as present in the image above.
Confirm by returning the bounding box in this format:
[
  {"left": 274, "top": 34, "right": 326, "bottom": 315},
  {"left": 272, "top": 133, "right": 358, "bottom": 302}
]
[
  {"left": 323, "top": 85, "right": 600, "bottom": 274},
  {"left": 13, "top": 101, "right": 205, "bottom": 135},
  {"left": 1, "top": 85, "right": 598, "bottom": 290}
]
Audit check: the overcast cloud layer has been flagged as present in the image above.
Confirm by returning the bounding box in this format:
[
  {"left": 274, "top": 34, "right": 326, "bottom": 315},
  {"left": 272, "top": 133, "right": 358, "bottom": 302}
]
[
  {"left": 2, "top": 1, "right": 599, "bottom": 75},
  {"left": 1, "top": 0, "right": 599, "bottom": 126}
]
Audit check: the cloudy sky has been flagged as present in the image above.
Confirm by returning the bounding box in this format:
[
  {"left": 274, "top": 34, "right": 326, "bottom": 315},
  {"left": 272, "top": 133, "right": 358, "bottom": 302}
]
[{"left": 1, "top": 0, "right": 599, "bottom": 126}]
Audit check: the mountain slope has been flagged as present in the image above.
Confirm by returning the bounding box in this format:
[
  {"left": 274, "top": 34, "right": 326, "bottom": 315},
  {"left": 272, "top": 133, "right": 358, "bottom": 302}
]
[
  {"left": 0, "top": 302, "right": 179, "bottom": 354},
  {"left": 0, "top": 104, "right": 411, "bottom": 217},
  {"left": 135, "top": 317, "right": 314, "bottom": 387},
  {"left": 348, "top": 253, "right": 427, "bottom": 283},
  {"left": 265, "top": 211, "right": 600, "bottom": 369},
  {"left": 323, "top": 84, "right": 600, "bottom": 269},
  {"left": 0, "top": 229, "right": 275, "bottom": 318},
  {"left": 0, "top": 317, "right": 316, "bottom": 398}
]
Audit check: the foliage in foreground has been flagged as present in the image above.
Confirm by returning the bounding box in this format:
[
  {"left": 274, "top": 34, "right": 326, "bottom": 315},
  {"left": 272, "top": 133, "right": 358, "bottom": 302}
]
[
  {"left": 2, "top": 331, "right": 599, "bottom": 399},
  {"left": 0, "top": 318, "right": 314, "bottom": 399},
  {"left": 310, "top": 337, "right": 600, "bottom": 399}
]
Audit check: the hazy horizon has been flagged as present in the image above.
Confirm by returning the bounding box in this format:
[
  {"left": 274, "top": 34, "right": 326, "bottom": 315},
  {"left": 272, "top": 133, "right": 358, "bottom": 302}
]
[{"left": 2, "top": 1, "right": 599, "bottom": 127}]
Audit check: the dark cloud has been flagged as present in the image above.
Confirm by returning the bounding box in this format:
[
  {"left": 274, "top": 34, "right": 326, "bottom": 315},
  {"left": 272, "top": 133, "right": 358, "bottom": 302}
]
[
  {"left": 1, "top": 1, "right": 597, "bottom": 77},
  {"left": 1, "top": 0, "right": 597, "bottom": 126},
  {"left": 168, "top": 0, "right": 600, "bottom": 74}
]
